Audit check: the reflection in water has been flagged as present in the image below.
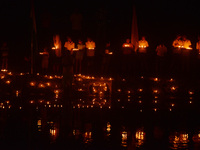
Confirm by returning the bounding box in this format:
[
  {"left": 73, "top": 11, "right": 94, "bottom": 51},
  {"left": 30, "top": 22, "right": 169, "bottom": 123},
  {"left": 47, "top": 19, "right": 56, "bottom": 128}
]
[
  {"left": 37, "top": 119, "right": 42, "bottom": 131},
  {"left": 84, "top": 132, "right": 92, "bottom": 144},
  {"left": 121, "top": 131, "right": 128, "bottom": 147},
  {"left": 135, "top": 129, "right": 145, "bottom": 147},
  {"left": 169, "top": 132, "right": 189, "bottom": 149},
  {"left": 106, "top": 122, "right": 111, "bottom": 137}
]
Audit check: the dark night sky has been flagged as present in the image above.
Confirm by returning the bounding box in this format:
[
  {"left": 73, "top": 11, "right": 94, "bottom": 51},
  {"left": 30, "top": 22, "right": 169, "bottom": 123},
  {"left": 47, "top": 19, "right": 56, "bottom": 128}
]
[{"left": 0, "top": 0, "right": 200, "bottom": 70}]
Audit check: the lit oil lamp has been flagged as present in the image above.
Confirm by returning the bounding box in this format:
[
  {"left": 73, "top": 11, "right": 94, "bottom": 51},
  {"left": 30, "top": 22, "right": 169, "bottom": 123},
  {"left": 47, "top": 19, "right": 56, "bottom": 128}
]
[
  {"left": 189, "top": 91, "right": 194, "bottom": 95},
  {"left": 154, "top": 77, "right": 158, "bottom": 81},
  {"left": 171, "top": 86, "right": 176, "bottom": 91},
  {"left": 5, "top": 80, "right": 11, "bottom": 84},
  {"left": 30, "top": 82, "right": 36, "bottom": 86},
  {"left": 38, "top": 83, "right": 45, "bottom": 88}
]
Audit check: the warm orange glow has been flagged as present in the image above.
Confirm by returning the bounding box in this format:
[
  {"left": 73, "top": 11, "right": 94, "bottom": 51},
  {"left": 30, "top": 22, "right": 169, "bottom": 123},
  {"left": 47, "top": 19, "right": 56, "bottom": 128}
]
[
  {"left": 30, "top": 82, "right": 36, "bottom": 86},
  {"left": 38, "top": 83, "right": 45, "bottom": 88},
  {"left": 1, "top": 75, "right": 5, "bottom": 79},
  {"left": 6, "top": 80, "right": 11, "bottom": 84},
  {"left": 49, "top": 76, "right": 53, "bottom": 79},
  {"left": 50, "top": 129, "right": 56, "bottom": 136},
  {"left": 30, "top": 100, "right": 34, "bottom": 104},
  {"left": 136, "top": 130, "right": 145, "bottom": 140},
  {"left": 16, "top": 90, "right": 19, "bottom": 97},
  {"left": 154, "top": 77, "right": 158, "bottom": 81},
  {"left": 84, "top": 132, "right": 92, "bottom": 143},
  {"left": 139, "top": 45, "right": 147, "bottom": 48},
  {"left": 153, "top": 89, "right": 158, "bottom": 94},
  {"left": 39, "top": 51, "right": 49, "bottom": 55},
  {"left": 139, "top": 100, "right": 142, "bottom": 103},
  {"left": 171, "top": 103, "right": 175, "bottom": 107},
  {"left": 118, "top": 89, "right": 121, "bottom": 92},
  {"left": 189, "top": 91, "right": 194, "bottom": 95},
  {"left": 123, "top": 44, "right": 132, "bottom": 48},
  {"left": 54, "top": 89, "right": 60, "bottom": 94},
  {"left": 37, "top": 120, "right": 42, "bottom": 126},
  {"left": 46, "top": 82, "right": 51, "bottom": 86},
  {"left": 121, "top": 131, "right": 128, "bottom": 147},
  {"left": 139, "top": 88, "right": 143, "bottom": 92},
  {"left": 108, "top": 52, "right": 113, "bottom": 55},
  {"left": 72, "top": 48, "right": 79, "bottom": 51},
  {"left": 1, "top": 69, "right": 7, "bottom": 72},
  {"left": 107, "top": 122, "right": 111, "bottom": 135},
  {"left": 78, "top": 88, "right": 83, "bottom": 91},
  {"left": 171, "top": 86, "right": 176, "bottom": 91},
  {"left": 180, "top": 133, "right": 189, "bottom": 143}
]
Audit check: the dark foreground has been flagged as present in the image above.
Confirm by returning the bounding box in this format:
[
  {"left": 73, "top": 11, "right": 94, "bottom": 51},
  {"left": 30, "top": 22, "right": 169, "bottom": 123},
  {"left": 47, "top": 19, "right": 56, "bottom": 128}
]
[{"left": 0, "top": 71, "right": 200, "bottom": 150}]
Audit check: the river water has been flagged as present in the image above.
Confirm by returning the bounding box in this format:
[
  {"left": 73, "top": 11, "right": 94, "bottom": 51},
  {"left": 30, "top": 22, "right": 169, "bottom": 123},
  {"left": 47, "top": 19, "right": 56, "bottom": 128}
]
[{"left": 0, "top": 72, "right": 200, "bottom": 150}]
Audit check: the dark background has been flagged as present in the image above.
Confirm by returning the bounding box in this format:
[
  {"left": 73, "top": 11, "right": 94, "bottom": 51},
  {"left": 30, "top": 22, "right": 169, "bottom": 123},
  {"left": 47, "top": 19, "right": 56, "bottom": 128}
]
[{"left": 0, "top": 0, "right": 200, "bottom": 72}]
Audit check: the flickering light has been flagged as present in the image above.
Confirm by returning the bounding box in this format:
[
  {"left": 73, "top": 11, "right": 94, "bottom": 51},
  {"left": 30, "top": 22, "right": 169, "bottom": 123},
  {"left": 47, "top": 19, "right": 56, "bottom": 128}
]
[
  {"left": 154, "top": 78, "right": 158, "bottom": 81},
  {"left": 16, "top": 90, "right": 19, "bottom": 97},
  {"left": 50, "top": 129, "right": 56, "bottom": 136},
  {"left": 8, "top": 72, "right": 12, "bottom": 75},
  {"left": 139, "top": 100, "right": 142, "bottom": 103},
  {"left": 171, "top": 103, "right": 175, "bottom": 107},
  {"left": 30, "top": 82, "right": 36, "bottom": 86},
  {"left": 78, "top": 88, "right": 83, "bottom": 91},
  {"left": 136, "top": 130, "right": 145, "bottom": 140},
  {"left": 171, "top": 86, "right": 176, "bottom": 91},
  {"left": 118, "top": 89, "right": 121, "bottom": 92},
  {"left": 153, "top": 89, "right": 158, "bottom": 94},
  {"left": 46, "top": 82, "right": 51, "bottom": 86},
  {"left": 107, "top": 122, "right": 111, "bottom": 132},
  {"left": 1, "top": 69, "right": 7, "bottom": 72},
  {"left": 38, "top": 83, "right": 45, "bottom": 88},
  {"left": 139, "top": 88, "right": 143, "bottom": 92},
  {"left": 189, "top": 91, "right": 194, "bottom": 95},
  {"left": 180, "top": 133, "right": 189, "bottom": 143},
  {"left": 5, "top": 80, "right": 11, "bottom": 84},
  {"left": 121, "top": 131, "right": 128, "bottom": 147}
]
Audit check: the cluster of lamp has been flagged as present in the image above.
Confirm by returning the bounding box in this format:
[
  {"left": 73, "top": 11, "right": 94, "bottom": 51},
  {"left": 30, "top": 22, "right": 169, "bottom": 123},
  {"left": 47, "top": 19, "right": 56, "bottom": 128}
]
[{"left": 114, "top": 77, "right": 195, "bottom": 112}]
